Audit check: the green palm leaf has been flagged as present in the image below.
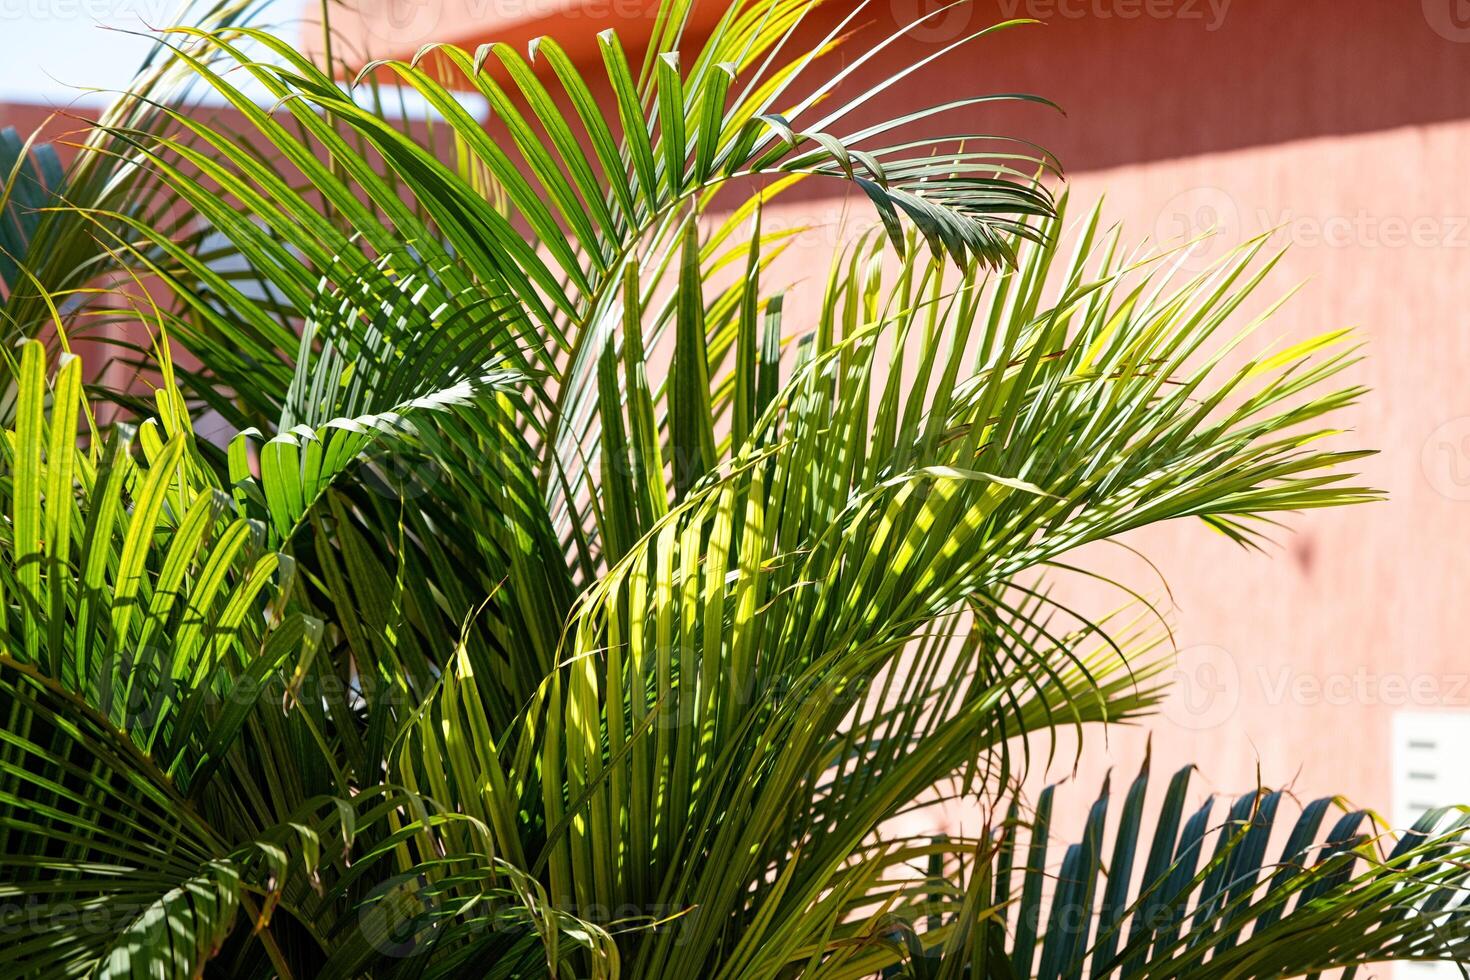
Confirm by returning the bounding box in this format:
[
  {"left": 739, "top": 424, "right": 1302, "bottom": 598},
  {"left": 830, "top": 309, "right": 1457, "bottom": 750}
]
[{"left": 881, "top": 752, "right": 1470, "bottom": 979}]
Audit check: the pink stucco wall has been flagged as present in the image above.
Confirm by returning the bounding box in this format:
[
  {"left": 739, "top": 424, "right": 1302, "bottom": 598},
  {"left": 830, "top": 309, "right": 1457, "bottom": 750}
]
[{"left": 326, "top": 0, "right": 1470, "bottom": 833}]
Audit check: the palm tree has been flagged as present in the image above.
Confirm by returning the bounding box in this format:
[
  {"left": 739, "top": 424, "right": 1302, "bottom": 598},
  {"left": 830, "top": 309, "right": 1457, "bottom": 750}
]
[{"left": 1, "top": 0, "right": 1466, "bottom": 977}]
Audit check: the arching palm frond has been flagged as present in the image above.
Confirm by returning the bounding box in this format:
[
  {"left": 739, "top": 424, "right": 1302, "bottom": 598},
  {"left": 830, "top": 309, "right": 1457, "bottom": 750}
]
[{"left": 880, "top": 753, "right": 1470, "bottom": 980}]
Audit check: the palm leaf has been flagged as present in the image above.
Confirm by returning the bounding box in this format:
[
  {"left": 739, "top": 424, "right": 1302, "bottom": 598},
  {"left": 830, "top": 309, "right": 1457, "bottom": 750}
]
[{"left": 883, "top": 753, "right": 1470, "bottom": 979}]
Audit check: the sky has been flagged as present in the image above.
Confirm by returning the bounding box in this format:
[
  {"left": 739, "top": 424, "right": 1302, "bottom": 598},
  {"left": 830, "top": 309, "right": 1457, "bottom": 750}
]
[
  {"left": 0, "top": 0, "right": 471, "bottom": 120},
  {"left": 0, "top": 0, "right": 287, "bottom": 106}
]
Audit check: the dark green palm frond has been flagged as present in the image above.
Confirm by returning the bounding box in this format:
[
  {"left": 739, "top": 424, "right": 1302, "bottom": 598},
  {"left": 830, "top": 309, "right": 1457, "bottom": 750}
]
[
  {"left": 0, "top": 657, "right": 241, "bottom": 980},
  {"left": 0, "top": 127, "right": 65, "bottom": 300},
  {"left": 881, "top": 753, "right": 1470, "bottom": 980},
  {"left": 0, "top": 340, "right": 555, "bottom": 978},
  {"left": 228, "top": 251, "right": 532, "bottom": 548}
]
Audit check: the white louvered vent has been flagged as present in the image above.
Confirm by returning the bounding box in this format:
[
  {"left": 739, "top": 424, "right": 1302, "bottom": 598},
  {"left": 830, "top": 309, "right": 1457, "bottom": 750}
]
[{"left": 1393, "top": 712, "right": 1470, "bottom": 979}]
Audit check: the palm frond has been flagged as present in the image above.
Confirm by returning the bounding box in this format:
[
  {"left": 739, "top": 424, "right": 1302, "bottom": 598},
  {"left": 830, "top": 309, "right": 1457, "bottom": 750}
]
[{"left": 880, "top": 752, "right": 1470, "bottom": 979}]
